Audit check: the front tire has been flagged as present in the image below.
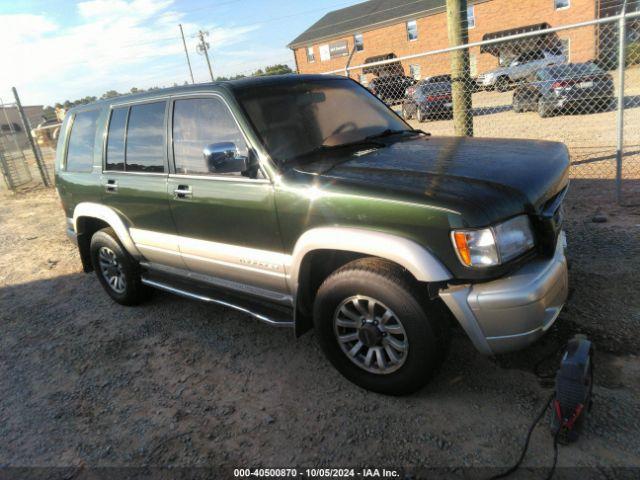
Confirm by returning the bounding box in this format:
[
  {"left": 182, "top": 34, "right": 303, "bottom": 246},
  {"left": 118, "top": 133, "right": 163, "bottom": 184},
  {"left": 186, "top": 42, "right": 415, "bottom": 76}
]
[
  {"left": 496, "top": 77, "right": 510, "bottom": 92},
  {"left": 538, "top": 99, "right": 555, "bottom": 118},
  {"left": 90, "top": 227, "right": 146, "bottom": 305},
  {"left": 313, "top": 258, "right": 449, "bottom": 395}
]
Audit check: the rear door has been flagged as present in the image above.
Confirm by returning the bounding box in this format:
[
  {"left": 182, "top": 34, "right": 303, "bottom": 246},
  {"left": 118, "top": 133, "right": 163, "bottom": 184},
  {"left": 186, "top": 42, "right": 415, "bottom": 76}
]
[
  {"left": 166, "top": 94, "right": 289, "bottom": 303},
  {"left": 101, "top": 99, "right": 184, "bottom": 269}
]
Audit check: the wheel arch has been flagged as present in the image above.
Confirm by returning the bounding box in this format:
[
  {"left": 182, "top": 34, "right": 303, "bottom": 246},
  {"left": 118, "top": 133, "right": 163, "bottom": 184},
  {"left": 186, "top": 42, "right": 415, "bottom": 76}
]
[
  {"left": 289, "top": 227, "right": 451, "bottom": 336},
  {"left": 73, "top": 202, "right": 141, "bottom": 272}
]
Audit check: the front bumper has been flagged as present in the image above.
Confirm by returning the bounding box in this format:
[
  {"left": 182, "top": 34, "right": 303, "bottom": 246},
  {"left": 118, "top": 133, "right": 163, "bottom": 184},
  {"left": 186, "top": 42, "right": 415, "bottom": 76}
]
[{"left": 439, "top": 232, "right": 568, "bottom": 355}]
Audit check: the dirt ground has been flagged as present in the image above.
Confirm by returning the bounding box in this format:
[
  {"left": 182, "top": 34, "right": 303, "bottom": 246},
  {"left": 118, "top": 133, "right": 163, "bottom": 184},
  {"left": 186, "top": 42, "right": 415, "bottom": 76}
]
[{"left": 0, "top": 187, "right": 639, "bottom": 478}]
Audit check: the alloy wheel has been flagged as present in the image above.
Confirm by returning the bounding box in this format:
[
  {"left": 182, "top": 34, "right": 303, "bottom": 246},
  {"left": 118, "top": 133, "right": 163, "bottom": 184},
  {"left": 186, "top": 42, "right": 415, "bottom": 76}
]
[
  {"left": 98, "top": 246, "right": 126, "bottom": 294},
  {"left": 333, "top": 295, "right": 409, "bottom": 374}
]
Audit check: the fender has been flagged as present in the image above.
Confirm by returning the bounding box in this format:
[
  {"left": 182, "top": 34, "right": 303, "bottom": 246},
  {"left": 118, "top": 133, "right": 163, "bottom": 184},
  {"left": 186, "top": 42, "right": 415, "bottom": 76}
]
[
  {"left": 73, "top": 202, "right": 142, "bottom": 259},
  {"left": 289, "top": 227, "right": 452, "bottom": 297}
]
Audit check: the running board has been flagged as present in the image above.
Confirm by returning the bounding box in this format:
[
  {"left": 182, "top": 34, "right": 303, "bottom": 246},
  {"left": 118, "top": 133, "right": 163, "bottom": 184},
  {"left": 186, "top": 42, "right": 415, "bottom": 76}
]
[{"left": 141, "top": 277, "right": 294, "bottom": 328}]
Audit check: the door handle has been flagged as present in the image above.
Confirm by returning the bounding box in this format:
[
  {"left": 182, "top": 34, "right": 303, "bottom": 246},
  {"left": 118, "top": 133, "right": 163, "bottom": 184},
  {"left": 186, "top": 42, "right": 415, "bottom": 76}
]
[
  {"left": 174, "top": 185, "right": 192, "bottom": 199},
  {"left": 105, "top": 179, "right": 118, "bottom": 193}
]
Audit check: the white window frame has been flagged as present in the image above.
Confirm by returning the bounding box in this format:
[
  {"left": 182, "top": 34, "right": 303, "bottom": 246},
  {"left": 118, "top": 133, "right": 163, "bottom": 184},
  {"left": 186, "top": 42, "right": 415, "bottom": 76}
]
[
  {"left": 306, "top": 46, "right": 315, "bottom": 63},
  {"left": 467, "top": 5, "right": 476, "bottom": 29},
  {"left": 409, "top": 64, "right": 421, "bottom": 80},
  {"left": 406, "top": 20, "right": 418, "bottom": 41},
  {"left": 354, "top": 33, "right": 364, "bottom": 52},
  {"left": 554, "top": 0, "right": 570, "bottom": 10}
]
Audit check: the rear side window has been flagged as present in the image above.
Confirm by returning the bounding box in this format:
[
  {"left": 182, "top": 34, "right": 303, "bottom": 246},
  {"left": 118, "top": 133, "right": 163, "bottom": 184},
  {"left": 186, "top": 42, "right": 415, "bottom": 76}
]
[
  {"left": 125, "top": 102, "right": 166, "bottom": 173},
  {"left": 172, "top": 98, "right": 247, "bottom": 175},
  {"left": 66, "top": 110, "right": 100, "bottom": 172},
  {"left": 105, "top": 107, "right": 127, "bottom": 171}
]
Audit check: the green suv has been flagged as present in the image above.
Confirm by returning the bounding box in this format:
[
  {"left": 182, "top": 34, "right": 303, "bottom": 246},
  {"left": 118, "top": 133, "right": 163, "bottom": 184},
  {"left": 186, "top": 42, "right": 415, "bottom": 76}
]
[{"left": 55, "top": 75, "right": 569, "bottom": 395}]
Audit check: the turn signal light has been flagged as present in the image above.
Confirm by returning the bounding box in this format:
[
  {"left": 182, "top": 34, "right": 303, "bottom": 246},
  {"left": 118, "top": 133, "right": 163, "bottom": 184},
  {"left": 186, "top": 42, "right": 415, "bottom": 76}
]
[{"left": 453, "top": 231, "right": 472, "bottom": 266}]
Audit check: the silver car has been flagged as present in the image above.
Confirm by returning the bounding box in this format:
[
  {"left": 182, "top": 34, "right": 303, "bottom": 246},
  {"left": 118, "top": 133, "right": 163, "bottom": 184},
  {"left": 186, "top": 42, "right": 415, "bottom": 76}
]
[{"left": 476, "top": 49, "right": 567, "bottom": 92}]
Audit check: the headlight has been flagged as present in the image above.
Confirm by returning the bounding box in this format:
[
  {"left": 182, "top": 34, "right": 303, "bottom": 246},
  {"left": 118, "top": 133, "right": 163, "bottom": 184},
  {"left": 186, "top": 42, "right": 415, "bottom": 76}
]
[{"left": 452, "top": 215, "right": 535, "bottom": 267}]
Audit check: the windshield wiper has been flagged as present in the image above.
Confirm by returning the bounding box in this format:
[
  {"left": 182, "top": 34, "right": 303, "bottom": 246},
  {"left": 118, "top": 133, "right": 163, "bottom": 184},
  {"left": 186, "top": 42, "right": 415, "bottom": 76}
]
[
  {"left": 364, "top": 128, "right": 429, "bottom": 141},
  {"left": 291, "top": 139, "right": 385, "bottom": 164},
  {"left": 286, "top": 129, "right": 428, "bottom": 166}
]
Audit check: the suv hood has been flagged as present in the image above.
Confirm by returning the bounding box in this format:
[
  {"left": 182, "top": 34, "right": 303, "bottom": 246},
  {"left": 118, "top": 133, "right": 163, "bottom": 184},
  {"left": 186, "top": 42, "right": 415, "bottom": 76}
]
[{"left": 292, "top": 135, "right": 569, "bottom": 225}]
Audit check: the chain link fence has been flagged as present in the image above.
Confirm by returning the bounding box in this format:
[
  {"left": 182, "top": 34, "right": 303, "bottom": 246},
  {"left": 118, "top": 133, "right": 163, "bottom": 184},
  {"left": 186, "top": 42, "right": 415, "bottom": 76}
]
[
  {"left": 323, "top": 11, "right": 640, "bottom": 205},
  {"left": 0, "top": 95, "right": 54, "bottom": 194}
]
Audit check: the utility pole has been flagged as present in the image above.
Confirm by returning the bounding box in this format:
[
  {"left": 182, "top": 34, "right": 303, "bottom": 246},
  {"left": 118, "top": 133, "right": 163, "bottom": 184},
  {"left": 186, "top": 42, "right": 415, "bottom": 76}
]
[
  {"left": 196, "top": 30, "right": 214, "bottom": 82},
  {"left": 179, "top": 24, "right": 195, "bottom": 84},
  {"left": 446, "top": 0, "right": 474, "bottom": 137}
]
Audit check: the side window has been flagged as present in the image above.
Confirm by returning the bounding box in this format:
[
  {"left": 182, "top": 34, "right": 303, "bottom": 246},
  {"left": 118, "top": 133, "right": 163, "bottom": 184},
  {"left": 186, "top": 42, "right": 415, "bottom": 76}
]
[
  {"left": 125, "top": 102, "right": 166, "bottom": 173},
  {"left": 105, "top": 107, "right": 127, "bottom": 171},
  {"left": 66, "top": 109, "right": 100, "bottom": 172},
  {"left": 172, "top": 98, "right": 248, "bottom": 176}
]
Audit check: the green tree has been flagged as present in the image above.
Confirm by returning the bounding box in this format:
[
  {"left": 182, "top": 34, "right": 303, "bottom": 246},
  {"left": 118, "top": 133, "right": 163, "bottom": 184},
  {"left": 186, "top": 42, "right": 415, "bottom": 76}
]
[
  {"left": 262, "top": 64, "right": 293, "bottom": 76},
  {"left": 101, "top": 90, "right": 120, "bottom": 99}
]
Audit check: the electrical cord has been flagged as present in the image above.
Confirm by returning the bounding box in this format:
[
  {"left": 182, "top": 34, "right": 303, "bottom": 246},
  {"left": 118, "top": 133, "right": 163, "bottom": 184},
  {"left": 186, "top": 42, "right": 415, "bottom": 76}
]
[
  {"left": 490, "top": 343, "right": 595, "bottom": 480},
  {"left": 488, "top": 392, "right": 555, "bottom": 480}
]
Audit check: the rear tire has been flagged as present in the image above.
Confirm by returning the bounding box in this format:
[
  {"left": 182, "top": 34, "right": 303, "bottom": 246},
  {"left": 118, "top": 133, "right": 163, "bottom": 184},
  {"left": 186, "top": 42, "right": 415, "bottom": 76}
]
[
  {"left": 402, "top": 103, "right": 413, "bottom": 120},
  {"left": 513, "top": 96, "right": 523, "bottom": 113},
  {"left": 313, "top": 258, "right": 449, "bottom": 395},
  {"left": 90, "top": 227, "right": 147, "bottom": 306}
]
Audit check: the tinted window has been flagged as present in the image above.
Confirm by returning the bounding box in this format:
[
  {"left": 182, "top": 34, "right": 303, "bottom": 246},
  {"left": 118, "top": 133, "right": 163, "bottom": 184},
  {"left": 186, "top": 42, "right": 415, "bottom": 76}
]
[
  {"left": 125, "top": 102, "right": 166, "bottom": 173},
  {"left": 66, "top": 110, "right": 100, "bottom": 172},
  {"left": 105, "top": 107, "right": 127, "bottom": 171},
  {"left": 173, "top": 98, "right": 247, "bottom": 175}
]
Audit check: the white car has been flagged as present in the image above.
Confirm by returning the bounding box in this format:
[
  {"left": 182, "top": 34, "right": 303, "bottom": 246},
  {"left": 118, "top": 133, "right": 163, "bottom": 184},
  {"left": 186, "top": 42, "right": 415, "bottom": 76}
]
[{"left": 476, "top": 49, "right": 567, "bottom": 92}]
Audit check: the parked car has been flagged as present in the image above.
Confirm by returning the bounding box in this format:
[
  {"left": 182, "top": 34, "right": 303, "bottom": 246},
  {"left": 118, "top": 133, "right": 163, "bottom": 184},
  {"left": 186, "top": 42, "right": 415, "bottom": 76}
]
[
  {"left": 402, "top": 75, "right": 453, "bottom": 122},
  {"left": 476, "top": 49, "right": 567, "bottom": 92},
  {"left": 368, "top": 74, "right": 416, "bottom": 103},
  {"left": 55, "top": 75, "right": 569, "bottom": 395},
  {"left": 513, "top": 62, "right": 615, "bottom": 117}
]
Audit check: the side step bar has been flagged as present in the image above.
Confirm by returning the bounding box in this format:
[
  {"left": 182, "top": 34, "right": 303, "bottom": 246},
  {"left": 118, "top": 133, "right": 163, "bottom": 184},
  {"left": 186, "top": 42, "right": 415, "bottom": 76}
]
[{"left": 141, "top": 277, "right": 295, "bottom": 328}]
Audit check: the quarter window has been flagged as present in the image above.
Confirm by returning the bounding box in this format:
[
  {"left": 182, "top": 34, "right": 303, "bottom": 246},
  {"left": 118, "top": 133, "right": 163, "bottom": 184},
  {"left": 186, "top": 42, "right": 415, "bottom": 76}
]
[
  {"left": 306, "top": 46, "right": 315, "bottom": 63},
  {"left": 105, "top": 107, "right": 127, "bottom": 171},
  {"left": 354, "top": 33, "right": 364, "bottom": 52},
  {"left": 125, "top": 102, "right": 166, "bottom": 173},
  {"left": 407, "top": 20, "right": 418, "bottom": 41},
  {"left": 172, "top": 97, "right": 247, "bottom": 176},
  {"left": 66, "top": 109, "right": 100, "bottom": 172}
]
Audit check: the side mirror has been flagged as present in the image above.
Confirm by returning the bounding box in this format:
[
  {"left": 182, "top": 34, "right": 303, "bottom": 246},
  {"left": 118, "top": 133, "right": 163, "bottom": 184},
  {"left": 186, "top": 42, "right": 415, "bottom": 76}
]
[{"left": 203, "top": 142, "right": 248, "bottom": 174}]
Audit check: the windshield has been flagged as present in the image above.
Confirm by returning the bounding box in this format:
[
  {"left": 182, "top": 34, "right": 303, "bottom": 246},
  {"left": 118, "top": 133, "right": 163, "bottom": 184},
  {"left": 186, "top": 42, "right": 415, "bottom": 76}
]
[{"left": 235, "top": 78, "right": 408, "bottom": 165}]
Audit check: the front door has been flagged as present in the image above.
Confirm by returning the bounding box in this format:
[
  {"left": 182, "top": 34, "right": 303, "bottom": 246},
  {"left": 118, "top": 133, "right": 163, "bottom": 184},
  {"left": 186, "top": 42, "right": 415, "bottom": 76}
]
[
  {"left": 166, "top": 95, "right": 289, "bottom": 303},
  {"left": 100, "top": 100, "right": 184, "bottom": 269}
]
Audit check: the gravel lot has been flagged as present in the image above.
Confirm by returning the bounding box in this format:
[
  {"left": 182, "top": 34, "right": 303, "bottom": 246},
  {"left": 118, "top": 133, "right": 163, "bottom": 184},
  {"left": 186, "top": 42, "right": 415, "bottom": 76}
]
[{"left": 1, "top": 187, "right": 639, "bottom": 477}]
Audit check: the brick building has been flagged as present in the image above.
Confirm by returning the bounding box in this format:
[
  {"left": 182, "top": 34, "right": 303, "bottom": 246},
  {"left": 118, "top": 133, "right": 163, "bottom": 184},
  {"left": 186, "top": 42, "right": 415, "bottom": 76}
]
[{"left": 288, "top": 0, "right": 616, "bottom": 83}]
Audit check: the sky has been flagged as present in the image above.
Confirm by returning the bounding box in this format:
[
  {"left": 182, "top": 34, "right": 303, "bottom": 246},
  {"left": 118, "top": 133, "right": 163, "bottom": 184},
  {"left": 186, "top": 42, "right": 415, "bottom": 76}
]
[{"left": 0, "top": 0, "right": 364, "bottom": 107}]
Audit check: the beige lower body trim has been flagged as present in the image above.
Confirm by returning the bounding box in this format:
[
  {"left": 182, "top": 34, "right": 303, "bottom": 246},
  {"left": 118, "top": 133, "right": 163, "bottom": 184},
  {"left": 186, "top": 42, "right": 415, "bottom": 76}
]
[{"left": 129, "top": 228, "right": 292, "bottom": 296}]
